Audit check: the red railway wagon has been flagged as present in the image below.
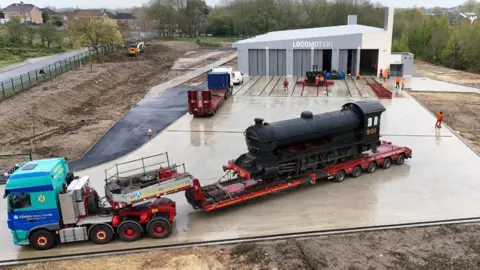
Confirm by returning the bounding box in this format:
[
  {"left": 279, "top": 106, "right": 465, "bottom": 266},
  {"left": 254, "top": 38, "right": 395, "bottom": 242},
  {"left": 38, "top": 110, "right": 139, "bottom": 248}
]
[{"left": 185, "top": 141, "right": 412, "bottom": 211}]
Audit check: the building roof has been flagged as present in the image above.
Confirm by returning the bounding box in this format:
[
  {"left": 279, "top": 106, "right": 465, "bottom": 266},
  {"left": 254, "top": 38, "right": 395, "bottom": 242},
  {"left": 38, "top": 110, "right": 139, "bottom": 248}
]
[
  {"left": 3, "top": 3, "right": 38, "bottom": 13},
  {"left": 69, "top": 9, "right": 106, "bottom": 18},
  {"left": 115, "top": 13, "right": 135, "bottom": 20},
  {"left": 235, "top": 24, "right": 385, "bottom": 45},
  {"left": 105, "top": 11, "right": 115, "bottom": 18},
  {"left": 41, "top": 7, "right": 56, "bottom": 14}
]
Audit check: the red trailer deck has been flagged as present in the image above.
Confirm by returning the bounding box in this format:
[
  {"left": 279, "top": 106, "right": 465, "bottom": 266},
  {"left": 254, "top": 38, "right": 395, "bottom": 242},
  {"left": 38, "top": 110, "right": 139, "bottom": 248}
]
[
  {"left": 185, "top": 141, "right": 412, "bottom": 211},
  {"left": 188, "top": 88, "right": 231, "bottom": 116}
]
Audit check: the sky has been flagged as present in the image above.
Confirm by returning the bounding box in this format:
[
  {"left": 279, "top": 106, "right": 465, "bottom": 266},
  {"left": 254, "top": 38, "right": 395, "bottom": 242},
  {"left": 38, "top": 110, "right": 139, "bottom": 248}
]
[{"left": 0, "top": 0, "right": 471, "bottom": 10}]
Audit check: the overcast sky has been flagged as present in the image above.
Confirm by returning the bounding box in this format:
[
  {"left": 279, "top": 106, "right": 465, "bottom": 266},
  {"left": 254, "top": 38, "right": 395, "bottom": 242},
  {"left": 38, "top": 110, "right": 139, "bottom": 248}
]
[{"left": 1, "top": 0, "right": 468, "bottom": 10}]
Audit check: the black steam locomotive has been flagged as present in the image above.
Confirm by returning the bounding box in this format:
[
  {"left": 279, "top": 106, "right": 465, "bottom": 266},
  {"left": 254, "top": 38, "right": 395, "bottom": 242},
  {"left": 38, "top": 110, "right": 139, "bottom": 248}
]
[{"left": 233, "top": 101, "right": 386, "bottom": 180}]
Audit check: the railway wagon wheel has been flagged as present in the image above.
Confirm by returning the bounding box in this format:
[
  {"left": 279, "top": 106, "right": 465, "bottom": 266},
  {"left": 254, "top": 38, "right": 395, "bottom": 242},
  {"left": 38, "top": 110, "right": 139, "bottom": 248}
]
[
  {"left": 29, "top": 230, "right": 56, "bottom": 250},
  {"left": 118, "top": 221, "right": 143, "bottom": 242},
  {"left": 147, "top": 219, "right": 172, "bottom": 239},
  {"left": 89, "top": 224, "right": 114, "bottom": 244}
]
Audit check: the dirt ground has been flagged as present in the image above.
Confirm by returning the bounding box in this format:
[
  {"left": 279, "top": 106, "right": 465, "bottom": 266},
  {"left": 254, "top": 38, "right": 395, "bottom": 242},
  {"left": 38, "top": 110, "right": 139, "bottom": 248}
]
[
  {"left": 414, "top": 60, "right": 480, "bottom": 88},
  {"left": 410, "top": 92, "right": 480, "bottom": 153},
  {"left": 7, "top": 223, "right": 480, "bottom": 270},
  {"left": 0, "top": 40, "right": 225, "bottom": 169}
]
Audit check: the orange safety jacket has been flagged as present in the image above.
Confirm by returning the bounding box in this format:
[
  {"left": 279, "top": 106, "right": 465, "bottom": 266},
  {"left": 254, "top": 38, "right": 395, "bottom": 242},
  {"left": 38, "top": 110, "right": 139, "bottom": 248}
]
[{"left": 437, "top": 113, "right": 443, "bottom": 121}]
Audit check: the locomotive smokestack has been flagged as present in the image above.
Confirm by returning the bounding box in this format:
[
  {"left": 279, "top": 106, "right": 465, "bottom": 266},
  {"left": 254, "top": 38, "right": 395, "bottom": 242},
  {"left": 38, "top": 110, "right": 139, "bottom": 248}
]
[{"left": 254, "top": 118, "right": 264, "bottom": 125}]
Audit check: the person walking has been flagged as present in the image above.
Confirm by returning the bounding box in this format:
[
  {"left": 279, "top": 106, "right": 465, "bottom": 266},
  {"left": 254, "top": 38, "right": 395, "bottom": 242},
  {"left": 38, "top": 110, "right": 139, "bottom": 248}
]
[
  {"left": 395, "top": 77, "right": 401, "bottom": 89},
  {"left": 283, "top": 78, "right": 289, "bottom": 92},
  {"left": 401, "top": 79, "right": 405, "bottom": 90},
  {"left": 387, "top": 68, "right": 390, "bottom": 79},
  {"left": 356, "top": 69, "right": 360, "bottom": 80},
  {"left": 379, "top": 68, "right": 383, "bottom": 78},
  {"left": 435, "top": 111, "right": 443, "bottom": 128}
]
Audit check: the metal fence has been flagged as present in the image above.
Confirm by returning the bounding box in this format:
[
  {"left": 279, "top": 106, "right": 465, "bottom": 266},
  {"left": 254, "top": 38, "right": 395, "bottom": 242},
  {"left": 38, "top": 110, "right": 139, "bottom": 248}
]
[{"left": 0, "top": 44, "right": 120, "bottom": 100}]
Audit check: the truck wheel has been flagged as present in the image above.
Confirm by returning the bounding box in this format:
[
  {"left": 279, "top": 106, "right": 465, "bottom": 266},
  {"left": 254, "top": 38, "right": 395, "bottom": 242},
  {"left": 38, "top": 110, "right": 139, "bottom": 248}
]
[
  {"left": 29, "top": 230, "right": 55, "bottom": 250},
  {"left": 382, "top": 158, "right": 392, "bottom": 169},
  {"left": 396, "top": 154, "right": 405, "bottom": 165},
  {"left": 367, "top": 162, "right": 377, "bottom": 173},
  {"left": 333, "top": 170, "right": 346, "bottom": 182},
  {"left": 351, "top": 166, "right": 362, "bottom": 178},
  {"left": 147, "top": 219, "right": 171, "bottom": 239},
  {"left": 89, "top": 224, "right": 114, "bottom": 244},
  {"left": 118, "top": 221, "right": 142, "bottom": 242}
]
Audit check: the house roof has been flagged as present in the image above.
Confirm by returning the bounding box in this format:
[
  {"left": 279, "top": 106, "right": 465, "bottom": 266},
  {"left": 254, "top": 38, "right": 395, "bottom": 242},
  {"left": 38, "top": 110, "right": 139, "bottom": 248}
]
[
  {"left": 115, "top": 13, "right": 135, "bottom": 20},
  {"left": 3, "top": 3, "right": 39, "bottom": 13},
  {"left": 105, "top": 11, "right": 115, "bottom": 18},
  {"left": 69, "top": 9, "right": 106, "bottom": 17},
  {"left": 41, "top": 7, "right": 56, "bottom": 14},
  {"left": 235, "top": 24, "right": 385, "bottom": 45}
]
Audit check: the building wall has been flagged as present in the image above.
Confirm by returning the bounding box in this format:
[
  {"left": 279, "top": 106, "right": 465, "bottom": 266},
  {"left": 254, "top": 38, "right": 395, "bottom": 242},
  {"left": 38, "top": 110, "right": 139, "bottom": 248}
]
[
  {"left": 391, "top": 52, "right": 414, "bottom": 77},
  {"left": 31, "top": 8, "right": 43, "bottom": 24},
  {"left": 5, "top": 9, "right": 43, "bottom": 24},
  {"left": 234, "top": 7, "right": 405, "bottom": 77}
]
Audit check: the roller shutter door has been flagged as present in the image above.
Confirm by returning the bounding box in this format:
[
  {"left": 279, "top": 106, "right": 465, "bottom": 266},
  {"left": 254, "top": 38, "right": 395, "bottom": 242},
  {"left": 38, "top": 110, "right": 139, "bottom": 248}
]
[
  {"left": 248, "top": 49, "right": 267, "bottom": 76},
  {"left": 313, "top": 50, "right": 323, "bottom": 71},
  {"left": 269, "top": 49, "right": 287, "bottom": 76},
  {"left": 293, "top": 49, "right": 311, "bottom": 76},
  {"left": 338, "top": 49, "right": 348, "bottom": 73}
]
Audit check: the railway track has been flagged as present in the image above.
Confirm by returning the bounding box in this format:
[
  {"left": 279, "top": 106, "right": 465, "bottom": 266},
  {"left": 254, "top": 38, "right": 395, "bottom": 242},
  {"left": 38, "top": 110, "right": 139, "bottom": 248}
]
[{"left": 3, "top": 216, "right": 480, "bottom": 266}]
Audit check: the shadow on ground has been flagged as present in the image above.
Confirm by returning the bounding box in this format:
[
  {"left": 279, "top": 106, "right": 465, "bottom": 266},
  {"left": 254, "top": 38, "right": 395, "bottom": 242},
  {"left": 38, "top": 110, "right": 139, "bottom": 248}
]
[{"left": 67, "top": 82, "right": 207, "bottom": 172}]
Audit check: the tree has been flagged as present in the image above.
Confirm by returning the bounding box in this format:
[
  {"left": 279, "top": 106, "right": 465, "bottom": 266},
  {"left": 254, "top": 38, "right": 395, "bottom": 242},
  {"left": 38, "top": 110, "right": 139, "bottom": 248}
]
[
  {"left": 42, "top": 12, "right": 50, "bottom": 24},
  {"left": 38, "top": 23, "right": 57, "bottom": 48},
  {"left": 71, "top": 18, "right": 123, "bottom": 59},
  {"left": 6, "top": 17, "right": 26, "bottom": 44},
  {"left": 25, "top": 26, "right": 37, "bottom": 45}
]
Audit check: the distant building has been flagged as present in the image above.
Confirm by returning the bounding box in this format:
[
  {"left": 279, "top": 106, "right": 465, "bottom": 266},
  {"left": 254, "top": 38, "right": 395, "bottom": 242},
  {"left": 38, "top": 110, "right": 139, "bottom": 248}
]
[
  {"left": 114, "top": 12, "right": 136, "bottom": 28},
  {"left": 68, "top": 9, "right": 109, "bottom": 22},
  {"left": 3, "top": 3, "right": 43, "bottom": 24},
  {"left": 459, "top": 12, "right": 477, "bottom": 24}
]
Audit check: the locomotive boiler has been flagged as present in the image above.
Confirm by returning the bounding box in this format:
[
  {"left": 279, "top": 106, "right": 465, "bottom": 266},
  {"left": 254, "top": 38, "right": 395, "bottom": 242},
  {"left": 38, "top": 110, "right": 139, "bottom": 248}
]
[{"left": 231, "top": 101, "right": 386, "bottom": 180}]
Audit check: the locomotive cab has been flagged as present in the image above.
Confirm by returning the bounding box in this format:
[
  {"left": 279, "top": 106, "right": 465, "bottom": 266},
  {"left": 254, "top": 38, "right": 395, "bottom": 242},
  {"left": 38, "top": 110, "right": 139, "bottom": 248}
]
[{"left": 342, "top": 101, "right": 386, "bottom": 152}]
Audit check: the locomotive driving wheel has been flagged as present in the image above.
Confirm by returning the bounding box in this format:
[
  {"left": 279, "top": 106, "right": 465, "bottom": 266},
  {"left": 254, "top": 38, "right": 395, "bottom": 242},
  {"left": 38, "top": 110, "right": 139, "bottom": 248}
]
[{"left": 322, "top": 150, "right": 339, "bottom": 166}]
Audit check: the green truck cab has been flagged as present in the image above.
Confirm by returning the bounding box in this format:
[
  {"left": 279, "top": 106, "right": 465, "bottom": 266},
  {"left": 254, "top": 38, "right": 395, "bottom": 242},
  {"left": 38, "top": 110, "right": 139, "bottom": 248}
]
[{"left": 5, "top": 158, "right": 70, "bottom": 248}]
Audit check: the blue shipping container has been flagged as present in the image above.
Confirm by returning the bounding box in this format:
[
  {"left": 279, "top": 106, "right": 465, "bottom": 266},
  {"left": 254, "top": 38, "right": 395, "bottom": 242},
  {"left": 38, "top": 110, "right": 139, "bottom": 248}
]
[{"left": 207, "top": 72, "right": 230, "bottom": 90}]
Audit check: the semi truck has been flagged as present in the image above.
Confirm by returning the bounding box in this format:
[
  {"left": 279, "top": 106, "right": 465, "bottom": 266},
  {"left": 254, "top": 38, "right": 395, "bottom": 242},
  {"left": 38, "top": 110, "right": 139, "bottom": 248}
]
[
  {"left": 5, "top": 153, "right": 192, "bottom": 250},
  {"left": 187, "top": 71, "right": 233, "bottom": 116}
]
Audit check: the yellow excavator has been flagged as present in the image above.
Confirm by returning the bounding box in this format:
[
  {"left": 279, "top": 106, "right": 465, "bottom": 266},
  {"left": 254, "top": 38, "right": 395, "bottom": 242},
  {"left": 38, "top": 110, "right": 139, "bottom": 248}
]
[{"left": 127, "top": 40, "right": 145, "bottom": 57}]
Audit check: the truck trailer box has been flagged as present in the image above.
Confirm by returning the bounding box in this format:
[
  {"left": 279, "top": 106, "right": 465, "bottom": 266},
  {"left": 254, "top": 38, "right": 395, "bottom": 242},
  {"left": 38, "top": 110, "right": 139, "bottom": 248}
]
[{"left": 207, "top": 72, "right": 230, "bottom": 89}]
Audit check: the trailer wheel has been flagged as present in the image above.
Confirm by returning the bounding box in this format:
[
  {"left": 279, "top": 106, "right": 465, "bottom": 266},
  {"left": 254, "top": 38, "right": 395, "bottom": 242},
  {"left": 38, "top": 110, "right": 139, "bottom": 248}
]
[
  {"left": 147, "top": 219, "right": 171, "bottom": 239},
  {"left": 333, "top": 170, "right": 346, "bottom": 182},
  {"left": 382, "top": 158, "right": 392, "bottom": 169},
  {"left": 29, "top": 230, "right": 55, "bottom": 250},
  {"left": 351, "top": 166, "right": 362, "bottom": 178},
  {"left": 89, "top": 224, "right": 114, "bottom": 244},
  {"left": 118, "top": 221, "right": 142, "bottom": 242},
  {"left": 396, "top": 154, "right": 405, "bottom": 165},
  {"left": 367, "top": 162, "right": 377, "bottom": 173}
]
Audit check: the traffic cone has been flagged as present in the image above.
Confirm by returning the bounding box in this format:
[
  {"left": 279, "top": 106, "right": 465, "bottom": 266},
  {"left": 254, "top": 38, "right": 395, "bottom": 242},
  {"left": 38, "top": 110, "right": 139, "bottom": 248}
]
[{"left": 148, "top": 128, "right": 153, "bottom": 137}]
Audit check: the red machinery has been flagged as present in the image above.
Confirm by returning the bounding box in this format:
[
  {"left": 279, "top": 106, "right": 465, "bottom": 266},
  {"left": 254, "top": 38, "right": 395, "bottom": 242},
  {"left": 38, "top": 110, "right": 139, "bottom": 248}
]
[
  {"left": 187, "top": 88, "right": 230, "bottom": 116},
  {"left": 296, "top": 65, "right": 335, "bottom": 87},
  {"left": 185, "top": 141, "right": 412, "bottom": 212}
]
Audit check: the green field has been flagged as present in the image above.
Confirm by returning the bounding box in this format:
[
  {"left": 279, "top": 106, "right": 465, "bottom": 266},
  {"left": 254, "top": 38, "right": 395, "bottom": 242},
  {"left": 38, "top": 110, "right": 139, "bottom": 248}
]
[{"left": 169, "top": 36, "right": 240, "bottom": 47}]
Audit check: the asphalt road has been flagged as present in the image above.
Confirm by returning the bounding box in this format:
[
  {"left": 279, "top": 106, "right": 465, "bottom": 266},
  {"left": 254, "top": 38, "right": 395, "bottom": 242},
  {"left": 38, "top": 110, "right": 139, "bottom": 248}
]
[{"left": 68, "top": 82, "right": 208, "bottom": 172}]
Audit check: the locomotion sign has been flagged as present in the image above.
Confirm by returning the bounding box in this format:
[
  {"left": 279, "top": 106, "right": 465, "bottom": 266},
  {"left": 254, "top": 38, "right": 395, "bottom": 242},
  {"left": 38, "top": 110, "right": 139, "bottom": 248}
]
[{"left": 292, "top": 41, "right": 334, "bottom": 48}]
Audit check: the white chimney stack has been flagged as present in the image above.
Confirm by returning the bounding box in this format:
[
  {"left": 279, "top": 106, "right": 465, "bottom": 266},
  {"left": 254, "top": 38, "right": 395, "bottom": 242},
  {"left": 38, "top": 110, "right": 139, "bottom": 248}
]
[{"left": 348, "top": 15, "right": 357, "bottom": 25}]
